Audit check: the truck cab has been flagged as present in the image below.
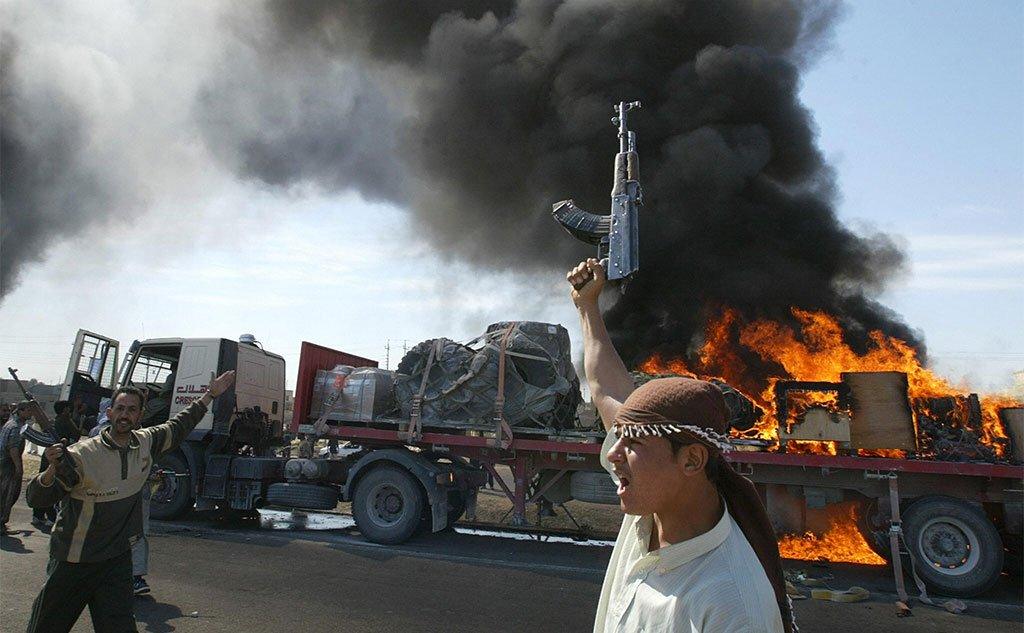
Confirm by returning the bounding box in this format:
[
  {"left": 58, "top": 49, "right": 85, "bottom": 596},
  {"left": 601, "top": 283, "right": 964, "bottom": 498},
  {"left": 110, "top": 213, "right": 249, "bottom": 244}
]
[{"left": 62, "top": 330, "right": 287, "bottom": 518}]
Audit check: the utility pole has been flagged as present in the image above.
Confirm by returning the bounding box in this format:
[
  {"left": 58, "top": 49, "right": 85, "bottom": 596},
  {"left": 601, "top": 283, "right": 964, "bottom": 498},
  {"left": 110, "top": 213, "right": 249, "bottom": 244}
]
[{"left": 384, "top": 340, "right": 391, "bottom": 370}]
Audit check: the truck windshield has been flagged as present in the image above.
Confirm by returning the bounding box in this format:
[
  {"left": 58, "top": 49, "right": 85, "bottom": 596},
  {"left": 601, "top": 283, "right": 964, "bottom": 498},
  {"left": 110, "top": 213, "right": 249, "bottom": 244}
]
[{"left": 129, "top": 350, "right": 177, "bottom": 386}]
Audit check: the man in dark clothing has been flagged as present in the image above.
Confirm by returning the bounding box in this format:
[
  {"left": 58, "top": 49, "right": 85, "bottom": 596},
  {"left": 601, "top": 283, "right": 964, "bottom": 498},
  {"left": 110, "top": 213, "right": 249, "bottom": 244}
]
[
  {"left": 0, "top": 401, "right": 31, "bottom": 532},
  {"left": 25, "top": 371, "right": 235, "bottom": 633},
  {"left": 31, "top": 400, "right": 85, "bottom": 529}
]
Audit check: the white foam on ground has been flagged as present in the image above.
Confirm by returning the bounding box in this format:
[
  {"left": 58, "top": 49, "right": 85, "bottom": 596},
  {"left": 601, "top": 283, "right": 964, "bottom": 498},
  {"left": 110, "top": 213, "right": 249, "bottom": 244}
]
[
  {"left": 454, "top": 526, "right": 615, "bottom": 547},
  {"left": 257, "top": 509, "right": 615, "bottom": 546}
]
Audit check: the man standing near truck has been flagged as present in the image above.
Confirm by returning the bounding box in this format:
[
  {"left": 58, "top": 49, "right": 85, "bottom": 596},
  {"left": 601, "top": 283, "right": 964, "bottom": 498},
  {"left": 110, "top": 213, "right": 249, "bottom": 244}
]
[
  {"left": 567, "top": 259, "right": 795, "bottom": 633},
  {"left": 0, "top": 401, "right": 31, "bottom": 533},
  {"left": 24, "top": 371, "right": 235, "bottom": 633},
  {"left": 87, "top": 394, "right": 155, "bottom": 596}
]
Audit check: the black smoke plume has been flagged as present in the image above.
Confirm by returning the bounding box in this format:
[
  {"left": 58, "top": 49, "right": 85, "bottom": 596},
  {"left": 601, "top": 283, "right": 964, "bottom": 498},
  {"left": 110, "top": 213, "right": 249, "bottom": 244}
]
[
  {"left": 1, "top": 33, "right": 128, "bottom": 296},
  {"left": 198, "top": 0, "right": 924, "bottom": 370}
]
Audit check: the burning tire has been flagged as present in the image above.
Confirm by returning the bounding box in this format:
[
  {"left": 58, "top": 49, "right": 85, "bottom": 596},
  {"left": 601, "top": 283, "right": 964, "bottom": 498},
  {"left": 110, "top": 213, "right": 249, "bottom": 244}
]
[
  {"left": 856, "top": 498, "right": 892, "bottom": 561},
  {"left": 903, "top": 496, "right": 1003, "bottom": 597},
  {"left": 150, "top": 452, "right": 193, "bottom": 520},
  {"left": 352, "top": 465, "right": 426, "bottom": 544}
]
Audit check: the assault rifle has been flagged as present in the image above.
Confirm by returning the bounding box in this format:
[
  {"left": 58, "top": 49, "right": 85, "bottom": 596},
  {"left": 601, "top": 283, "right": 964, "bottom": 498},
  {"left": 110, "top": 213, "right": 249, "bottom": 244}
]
[
  {"left": 552, "top": 100, "right": 642, "bottom": 288},
  {"left": 9, "top": 368, "right": 78, "bottom": 487},
  {"left": 7, "top": 367, "right": 60, "bottom": 447}
]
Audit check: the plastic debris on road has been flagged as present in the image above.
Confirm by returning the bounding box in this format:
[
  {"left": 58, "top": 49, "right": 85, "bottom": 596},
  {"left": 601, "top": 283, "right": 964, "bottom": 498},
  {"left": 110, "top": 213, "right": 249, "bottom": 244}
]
[{"left": 810, "top": 586, "right": 870, "bottom": 603}]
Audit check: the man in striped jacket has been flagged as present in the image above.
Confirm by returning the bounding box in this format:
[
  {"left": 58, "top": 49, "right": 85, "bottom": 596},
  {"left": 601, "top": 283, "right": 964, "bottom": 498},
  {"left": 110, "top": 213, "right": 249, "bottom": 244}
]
[{"left": 24, "top": 371, "right": 235, "bottom": 633}]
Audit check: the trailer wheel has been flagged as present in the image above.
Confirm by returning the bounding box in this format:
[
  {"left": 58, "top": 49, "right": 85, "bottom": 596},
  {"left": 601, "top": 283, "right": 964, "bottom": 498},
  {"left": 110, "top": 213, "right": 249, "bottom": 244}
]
[
  {"left": 352, "top": 466, "right": 425, "bottom": 544},
  {"left": 903, "top": 496, "right": 1004, "bottom": 597},
  {"left": 266, "top": 483, "right": 339, "bottom": 511},
  {"left": 570, "top": 471, "right": 620, "bottom": 505},
  {"left": 150, "top": 452, "right": 193, "bottom": 520},
  {"left": 856, "top": 499, "right": 892, "bottom": 561}
]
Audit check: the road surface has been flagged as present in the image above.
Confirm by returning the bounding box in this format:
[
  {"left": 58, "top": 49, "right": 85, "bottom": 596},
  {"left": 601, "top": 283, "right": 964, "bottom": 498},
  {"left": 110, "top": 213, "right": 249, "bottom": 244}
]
[{"left": 2, "top": 505, "right": 1020, "bottom": 632}]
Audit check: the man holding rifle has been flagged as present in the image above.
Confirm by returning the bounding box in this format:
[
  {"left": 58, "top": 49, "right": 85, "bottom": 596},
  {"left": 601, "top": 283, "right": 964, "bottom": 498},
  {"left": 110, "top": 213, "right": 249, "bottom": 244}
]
[
  {"left": 24, "top": 371, "right": 235, "bottom": 633},
  {"left": 567, "top": 259, "right": 794, "bottom": 633},
  {"left": 31, "top": 400, "right": 86, "bottom": 530}
]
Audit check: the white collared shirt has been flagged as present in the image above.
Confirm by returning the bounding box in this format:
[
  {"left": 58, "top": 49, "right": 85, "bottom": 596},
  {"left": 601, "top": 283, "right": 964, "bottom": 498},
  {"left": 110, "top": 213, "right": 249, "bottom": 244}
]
[{"left": 595, "top": 433, "right": 784, "bottom": 633}]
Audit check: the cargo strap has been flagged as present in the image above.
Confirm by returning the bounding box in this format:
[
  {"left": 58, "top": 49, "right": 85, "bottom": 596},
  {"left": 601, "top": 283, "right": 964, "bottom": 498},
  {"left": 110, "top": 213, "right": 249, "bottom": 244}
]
[
  {"left": 311, "top": 372, "right": 349, "bottom": 438},
  {"left": 886, "top": 475, "right": 933, "bottom": 607},
  {"left": 488, "top": 323, "right": 516, "bottom": 450},
  {"left": 400, "top": 339, "right": 441, "bottom": 443}
]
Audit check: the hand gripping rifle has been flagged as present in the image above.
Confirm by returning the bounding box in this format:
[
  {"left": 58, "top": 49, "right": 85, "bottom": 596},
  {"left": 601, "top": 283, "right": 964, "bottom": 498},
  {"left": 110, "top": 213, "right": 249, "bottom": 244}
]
[
  {"left": 552, "top": 100, "right": 642, "bottom": 288},
  {"left": 8, "top": 367, "right": 60, "bottom": 447},
  {"left": 9, "top": 367, "right": 79, "bottom": 488}
]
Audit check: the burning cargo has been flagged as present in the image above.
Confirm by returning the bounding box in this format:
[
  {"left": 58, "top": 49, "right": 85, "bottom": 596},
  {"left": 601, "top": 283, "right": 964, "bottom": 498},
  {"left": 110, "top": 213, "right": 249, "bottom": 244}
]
[{"left": 639, "top": 307, "right": 1019, "bottom": 463}]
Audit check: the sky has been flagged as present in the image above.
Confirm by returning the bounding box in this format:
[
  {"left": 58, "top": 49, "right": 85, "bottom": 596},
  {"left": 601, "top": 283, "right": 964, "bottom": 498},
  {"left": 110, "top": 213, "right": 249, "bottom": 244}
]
[{"left": 0, "top": 0, "right": 1021, "bottom": 395}]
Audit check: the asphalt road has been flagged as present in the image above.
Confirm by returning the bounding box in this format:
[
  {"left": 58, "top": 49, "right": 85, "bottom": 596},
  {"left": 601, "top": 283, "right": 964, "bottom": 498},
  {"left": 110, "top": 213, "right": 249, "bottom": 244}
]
[{"left": 2, "top": 505, "right": 1021, "bottom": 632}]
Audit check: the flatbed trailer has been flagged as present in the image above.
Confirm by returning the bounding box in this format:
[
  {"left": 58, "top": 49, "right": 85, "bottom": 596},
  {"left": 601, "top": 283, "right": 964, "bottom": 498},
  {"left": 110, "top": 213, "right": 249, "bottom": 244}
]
[{"left": 286, "top": 341, "right": 1023, "bottom": 599}]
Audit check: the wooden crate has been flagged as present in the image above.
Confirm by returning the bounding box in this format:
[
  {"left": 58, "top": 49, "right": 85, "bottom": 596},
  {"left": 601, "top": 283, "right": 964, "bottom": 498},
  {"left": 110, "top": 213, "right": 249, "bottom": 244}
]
[{"left": 841, "top": 371, "right": 917, "bottom": 451}]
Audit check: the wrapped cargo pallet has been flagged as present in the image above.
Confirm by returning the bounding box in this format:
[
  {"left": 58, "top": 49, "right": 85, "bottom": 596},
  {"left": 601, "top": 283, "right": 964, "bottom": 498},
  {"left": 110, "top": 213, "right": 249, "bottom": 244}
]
[
  {"left": 394, "top": 321, "right": 582, "bottom": 431},
  {"left": 311, "top": 365, "right": 396, "bottom": 423}
]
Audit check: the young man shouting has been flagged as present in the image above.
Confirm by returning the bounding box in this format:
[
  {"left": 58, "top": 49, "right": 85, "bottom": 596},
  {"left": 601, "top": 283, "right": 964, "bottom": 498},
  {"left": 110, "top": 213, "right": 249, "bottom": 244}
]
[
  {"left": 568, "top": 259, "right": 795, "bottom": 633},
  {"left": 25, "top": 371, "right": 236, "bottom": 633}
]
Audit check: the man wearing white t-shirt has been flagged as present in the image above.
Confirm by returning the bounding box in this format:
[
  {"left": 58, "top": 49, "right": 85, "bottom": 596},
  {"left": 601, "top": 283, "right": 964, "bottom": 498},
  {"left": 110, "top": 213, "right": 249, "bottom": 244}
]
[{"left": 567, "top": 259, "right": 795, "bottom": 633}]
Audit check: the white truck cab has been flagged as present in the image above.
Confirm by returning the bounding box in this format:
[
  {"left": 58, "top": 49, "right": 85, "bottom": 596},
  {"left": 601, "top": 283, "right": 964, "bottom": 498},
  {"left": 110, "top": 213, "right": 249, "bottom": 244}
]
[
  {"left": 62, "top": 330, "right": 286, "bottom": 437},
  {"left": 61, "top": 329, "right": 289, "bottom": 519}
]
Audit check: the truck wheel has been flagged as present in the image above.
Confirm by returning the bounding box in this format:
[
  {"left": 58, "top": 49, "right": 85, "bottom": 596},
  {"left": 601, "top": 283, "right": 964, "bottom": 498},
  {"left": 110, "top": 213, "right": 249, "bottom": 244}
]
[
  {"left": 903, "top": 496, "right": 1004, "bottom": 597},
  {"left": 856, "top": 499, "right": 892, "bottom": 561},
  {"left": 266, "top": 483, "right": 339, "bottom": 511},
  {"left": 352, "top": 465, "right": 425, "bottom": 544},
  {"left": 150, "top": 452, "right": 193, "bottom": 520},
  {"left": 570, "top": 471, "right": 620, "bottom": 505}
]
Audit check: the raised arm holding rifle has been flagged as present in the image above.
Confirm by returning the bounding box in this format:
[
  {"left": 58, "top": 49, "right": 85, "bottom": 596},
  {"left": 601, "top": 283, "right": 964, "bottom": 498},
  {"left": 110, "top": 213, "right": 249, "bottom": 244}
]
[
  {"left": 25, "top": 371, "right": 236, "bottom": 633},
  {"left": 567, "top": 259, "right": 793, "bottom": 631}
]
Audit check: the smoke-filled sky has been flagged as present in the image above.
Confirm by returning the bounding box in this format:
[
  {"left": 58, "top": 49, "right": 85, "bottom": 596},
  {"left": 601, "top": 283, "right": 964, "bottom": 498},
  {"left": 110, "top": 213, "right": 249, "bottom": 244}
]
[{"left": 1, "top": 1, "right": 1021, "bottom": 393}]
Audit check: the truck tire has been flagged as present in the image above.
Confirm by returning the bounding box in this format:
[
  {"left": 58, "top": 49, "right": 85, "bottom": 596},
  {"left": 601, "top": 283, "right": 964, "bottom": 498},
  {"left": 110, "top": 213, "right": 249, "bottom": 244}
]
[
  {"left": 903, "top": 496, "right": 1004, "bottom": 597},
  {"left": 150, "top": 452, "right": 194, "bottom": 520},
  {"left": 352, "top": 465, "right": 425, "bottom": 544},
  {"left": 570, "top": 471, "right": 620, "bottom": 505},
  {"left": 266, "top": 483, "right": 339, "bottom": 511},
  {"left": 856, "top": 499, "right": 892, "bottom": 561}
]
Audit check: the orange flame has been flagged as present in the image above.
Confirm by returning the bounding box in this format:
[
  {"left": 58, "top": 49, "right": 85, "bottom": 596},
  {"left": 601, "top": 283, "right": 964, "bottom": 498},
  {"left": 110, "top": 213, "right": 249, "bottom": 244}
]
[
  {"left": 640, "top": 307, "right": 1016, "bottom": 457},
  {"left": 778, "top": 502, "right": 886, "bottom": 566},
  {"left": 639, "top": 308, "right": 1019, "bottom": 564}
]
